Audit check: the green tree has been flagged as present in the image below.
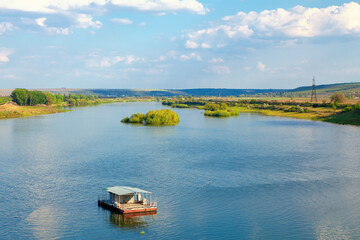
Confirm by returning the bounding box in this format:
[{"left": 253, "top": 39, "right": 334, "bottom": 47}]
[
  {"left": 10, "top": 89, "right": 29, "bottom": 106},
  {"left": 55, "top": 94, "right": 64, "bottom": 103},
  {"left": 43, "top": 92, "right": 56, "bottom": 105},
  {"left": 27, "top": 90, "right": 47, "bottom": 105},
  {"left": 331, "top": 92, "right": 346, "bottom": 103},
  {"left": 219, "top": 103, "right": 228, "bottom": 110},
  {"left": 178, "top": 95, "right": 183, "bottom": 101},
  {"left": 88, "top": 95, "right": 96, "bottom": 101},
  {"left": 204, "top": 103, "right": 220, "bottom": 111},
  {"left": 68, "top": 98, "right": 76, "bottom": 106},
  {"left": 144, "top": 109, "right": 180, "bottom": 125}
]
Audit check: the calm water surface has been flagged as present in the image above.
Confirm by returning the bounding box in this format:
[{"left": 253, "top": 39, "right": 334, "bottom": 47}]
[{"left": 1, "top": 102, "right": 360, "bottom": 239}]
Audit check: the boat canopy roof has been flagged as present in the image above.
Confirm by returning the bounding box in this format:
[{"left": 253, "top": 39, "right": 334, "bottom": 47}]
[{"left": 104, "top": 186, "right": 151, "bottom": 196}]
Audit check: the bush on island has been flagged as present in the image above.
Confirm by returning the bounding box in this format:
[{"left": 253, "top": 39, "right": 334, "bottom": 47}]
[
  {"left": 121, "top": 109, "right": 180, "bottom": 125},
  {"left": 121, "top": 113, "right": 145, "bottom": 124},
  {"left": 204, "top": 110, "right": 231, "bottom": 117},
  {"left": 171, "top": 103, "right": 189, "bottom": 108}
]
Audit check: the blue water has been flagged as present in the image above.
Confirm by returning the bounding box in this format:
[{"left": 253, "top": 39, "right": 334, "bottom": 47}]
[{"left": 1, "top": 102, "right": 360, "bottom": 239}]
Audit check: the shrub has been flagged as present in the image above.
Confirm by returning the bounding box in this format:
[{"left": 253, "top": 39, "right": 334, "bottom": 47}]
[
  {"left": 121, "top": 113, "right": 145, "bottom": 123},
  {"left": 331, "top": 92, "right": 346, "bottom": 103},
  {"left": 204, "top": 110, "right": 231, "bottom": 117},
  {"left": 28, "top": 91, "right": 47, "bottom": 105},
  {"left": 204, "top": 103, "right": 220, "bottom": 111},
  {"left": 343, "top": 106, "right": 353, "bottom": 113},
  {"left": 219, "top": 103, "right": 228, "bottom": 110},
  {"left": 171, "top": 104, "right": 189, "bottom": 108},
  {"left": 144, "top": 109, "right": 180, "bottom": 125},
  {"left": 354, "top": 103, "right": 360, "bottom": 111},
  {"left": 230, "top": 110, "right": 239, "bottom": 116},
  {"left": 10, "top": 89, "right": 29, "bottom": 106},
  {"left": 67, "top": 98, "right": 76, "bottom": 106},
  {"left": 121, "top": 109, "right": 180, "bottom": 125}
]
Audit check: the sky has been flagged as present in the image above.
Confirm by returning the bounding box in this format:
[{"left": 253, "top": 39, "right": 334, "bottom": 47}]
[{"left": 0, "top": 0, "right": 360, "bottom": 89}]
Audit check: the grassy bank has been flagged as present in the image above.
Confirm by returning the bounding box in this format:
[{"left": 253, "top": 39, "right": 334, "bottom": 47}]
[
  {"left": 230, "top": 106, "right": 360, "bottom": 126},
  {"left": 0, "top": 102, "right": 68, "bottom": 119},
  {"left": 162, "top": 97, "right": 360, "bottom": 126},
  {"left": 0, "top": 97, "right": 155, "bottom": 120},
  {"left": 322, "top": 111, "right": 360, "bottom": 126}
]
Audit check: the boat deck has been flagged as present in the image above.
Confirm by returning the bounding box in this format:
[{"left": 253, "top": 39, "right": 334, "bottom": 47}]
[{"left": 98, "top": 200, "right": 157, "bottom": 214}]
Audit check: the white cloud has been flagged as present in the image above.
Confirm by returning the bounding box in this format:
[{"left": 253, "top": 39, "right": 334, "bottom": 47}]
[
  {"left": 0, "top": 0, "right": 206, "bottom": 15},
  {"left": 35, "top": 17, "right": 69, "bottom": 35},
  {"left": 244, "top": 66, "right": 251, "bottom": 71},
  {"left": 139, "top": 21, "right": 147, "bottom": 27},
  {"left": 124, "top": 55, "right": 139, "bottom": 64},
  {"left": 35, "top": 17, "right": 46, "bottom": 27},
  {"left": 179, "top": 52, "right": 202, "bottom": 61},
  {"left": 186, "top": 2, "right": 360, "bottom": 48},
  {"left": 76, "top": 14, "right": 102, "bottom": 29},
  {"left": 257, "top": 61, "right": 266, "bottom": 71},
  {"left": 185, "top": 40, "right": 199, "bottom": 49},
  {"left": 209, "top": 58, "right": 224, "bottom": 63},
  {"left": 111, "top": 18, "right": 133, "bottom": 25},
  {"left": 0, "top": 22, "right": 13, "bottom": 35},
  {"left": 0, "top": 49, "right": 12, "bottom": 63},
  {"left": 146, "top": 67, "right": 167, "bottom": 75},
  {"left": 211, "top": 65, "right": 230, "bottom": 75},
  {"left": 153, "top": 55, "right": 167, "bottom": 62},
  {"left": 201, "top": 43, "right": 211, "bottom": 48},
  {"left": 97, "top": 55, "right": 141, "bottom": 67}
]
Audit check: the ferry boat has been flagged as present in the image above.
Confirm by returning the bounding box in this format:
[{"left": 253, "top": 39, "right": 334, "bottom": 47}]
[{"left": 98, "top": 186, "right": 157, "bottom": 214}]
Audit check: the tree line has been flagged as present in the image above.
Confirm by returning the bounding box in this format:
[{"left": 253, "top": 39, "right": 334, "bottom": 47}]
[{"left": 10, "top": 89, "right": 98, "bottom": 106}]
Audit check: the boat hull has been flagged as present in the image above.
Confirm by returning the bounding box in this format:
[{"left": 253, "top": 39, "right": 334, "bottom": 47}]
[{"left": 98, "top": 200, "right": 157, "bottom": 214}]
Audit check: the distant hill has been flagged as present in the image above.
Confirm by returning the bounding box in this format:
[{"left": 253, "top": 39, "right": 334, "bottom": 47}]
[
  {"left": 288, "top": 82, "right": 360, "bottom": 96},
  {"left": 43, "top": 88, "right": 283, "bottom": 97},
  {"left": 1, "top": 82, "right": 359, "bottom": 97}
]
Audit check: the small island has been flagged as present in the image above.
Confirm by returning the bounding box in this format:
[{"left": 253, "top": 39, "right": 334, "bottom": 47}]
[
  {"left": 204, "top": 103, "right": 239, "bottom": 118},
  {"left": 121, "top": 109, "right": 180, "bottom": 126}
]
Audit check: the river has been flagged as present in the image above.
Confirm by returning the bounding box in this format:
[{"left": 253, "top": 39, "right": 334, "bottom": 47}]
[{"left": 1, "top": 102, "right": 360, "bottom": 239}]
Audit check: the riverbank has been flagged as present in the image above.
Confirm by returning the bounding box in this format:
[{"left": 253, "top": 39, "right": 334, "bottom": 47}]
[
  {"left": 0, "top": 102, "right": 68, "bottom": 119},
  {"left": 163, "top": 98, "right": 360, "bottom": 126},
  {"left": 230, "top": 106, "right": 360, "bottom": 126},
  {"left": 0, "top": 98, "right": 158, "bottom": 120}
]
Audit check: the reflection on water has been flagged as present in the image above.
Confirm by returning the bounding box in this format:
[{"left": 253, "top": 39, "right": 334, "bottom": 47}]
[
  {"left": 104, "top": 210, "right": 157, "bottom": 230},
  {"left": 26, "top": 206, "right": 65, "bottom": 240}
]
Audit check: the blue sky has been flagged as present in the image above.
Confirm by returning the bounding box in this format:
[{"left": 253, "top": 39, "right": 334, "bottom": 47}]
[{"left": 0, "top": 0, "right": 360, "bottom": 89}]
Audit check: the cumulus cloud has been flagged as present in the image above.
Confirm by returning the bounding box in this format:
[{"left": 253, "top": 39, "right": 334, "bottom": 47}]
[
  {"left": 152, "top": 55, "right": 167, "bottom": 62},
  {"left": 76, "top": 14, "right": 102, "bottom": 29},
  {"left": 186, "top": 2, "right": 360, "bottom": 48},
  {"left": 0, "top": 49, "right": 12, "bottom": 63},
  {"left": 97, "top": 55, "right": 141, "bottom": 67},
  {"left": 0, "top": 22, "right": 13, "bottom": 35},
  {"left": 209, "top": 58, "right": 224, "bottom": 63},
  {"left": 185, "top": 40, "right": 199, "bottom": 49},
  {"left": 211, "top": 65, "right": 230, "bottom": 75},
  {"left": 111, "top": 18, "right": 133, "bottom": 25},
  {"left": 179, "top": 52, "right": 202, "bottom": 61},
  {"left": 35, "top": 17, "right": 69, "bottom": 35},
  {"left": 257, "top": 61, "right": 266, "bottom": 71},
  {"left": 0, "top": 0, "right": 206, "bottom": 15}
]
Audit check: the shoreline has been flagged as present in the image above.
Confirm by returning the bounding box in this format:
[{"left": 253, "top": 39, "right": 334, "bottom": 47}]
[
  {"left": 229, "top": 106, "right": 360, "bottom": 126},
  {"left": 0, "top": 102, "right": 69, "bottom": 119},
  {"left": 1, "top": 100, "right": 359, "bottom": 126}
]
